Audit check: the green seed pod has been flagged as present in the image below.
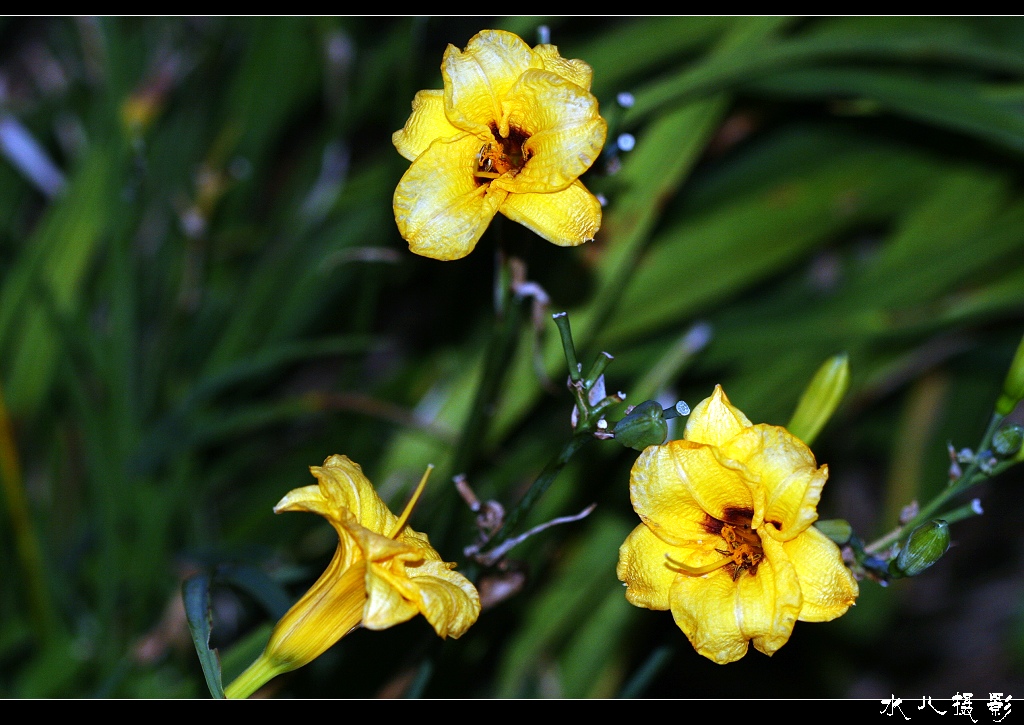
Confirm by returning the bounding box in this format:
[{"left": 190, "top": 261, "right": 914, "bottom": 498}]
[
  {"left": 996, "top": 333, "right": 1024, "bottom": 416},
  {"left": 814, "top": 518, "right": 853, "bottom": 545},
  {"left": 993, "top": 425, "right": 1024, "bottom": 458},
  {"left": 787, "top": 353, "right": 850, "bottom": 446},
  {"left": 613, "top": 400, "right": 669, "bottom": 451},
  {"left": 889, "top": 520, "right": 951, "bottom": 578}
]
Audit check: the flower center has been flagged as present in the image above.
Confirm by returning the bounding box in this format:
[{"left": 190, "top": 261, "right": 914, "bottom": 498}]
[
  {"left": 716, "top": 520, "right": 764, "bottom": 580},
  {"left": 473, "top": 125, "right": 530, "bottom": 183},
  {"left": 666, "top": 514, "right": 765, "bottom": 581}
]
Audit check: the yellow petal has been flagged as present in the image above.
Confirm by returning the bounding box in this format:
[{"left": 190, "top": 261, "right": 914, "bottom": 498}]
[
  {"left": 264, "top": 556, "right": 368, "bottom": 670},
  {"left": 785, "top": 525, "right": 859, "bottom": 622},
  {"left": 278, "top": 455, "right": 397, "bottom": 536},
  {"left": 495, "top": 69, "right": 606, "bottom": 194},
  {"left": 498, "top": 180, "right": 601, "bottom": 247},
  {"left": 616, "top": 523, "right": 680, "bottom": 611},
  {"left": 393, "top": 133, "right": 508, "bottom": 260},
  {"left": 392, "top": 89, "right": 461, "bottom": 161},
  {"left": 683, "top": 385, "right": 753, "bottom": 447},
  {"left": 722, "top": 425, "right": 826, "bottom": 541},
  {"left": 668, "top": 535, "right": 801, "bottom": 663},
  {"left": 630, "top": 440, "right": 754, "bottom": 542},
  {"left": 397, "top": 559, "right": 482, "bottom": 639},
  {"left": 531, "top": 44, "right": 593, "bottom": 90},
  {"left": 362, "top": 561, "right": 420, "bottom": 631},
  {"left": 442, "top": 29, "right": 534, "bottom": 136},
  {"left": 362, "top": 550, "right": 480, "bottom": 638}
]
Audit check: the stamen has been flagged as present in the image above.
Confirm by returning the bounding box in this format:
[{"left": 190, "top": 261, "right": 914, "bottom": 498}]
[
  {"left": 473, "top": 171, "right": 502, "bottom": 179},
  {"left": 666, "top": 553, "right": 733, "bottom": 576},
  {"left": 390, "top": 464, "right": 433, "bottom": 539}
]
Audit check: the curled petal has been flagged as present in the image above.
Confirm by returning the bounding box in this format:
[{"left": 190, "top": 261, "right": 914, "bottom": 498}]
[
  {"left": 785, "top": 526, "right": 859, "bottom": 622},
  {"left": 630, "top": 440, "right": 754, "bottom": 542},
  {"left": 532, "top": 44, "right": 594, "bottom": 89},
  {"left": 497, "top": 69, "right": 606, "bottom": 193},
  {"left": 498, "top": 179, "right": 601, "bottom": 247},
  {"left": 277, "top": 455, "right": 398, "bottom": 536},
  {"left": 394, "top": 559, "right": 481, "bottom": 639},
  {"left": 443, "top": 29, "right": 534, "bottom": 136},
  {"left": 683, "top": 385, "right": 753, "bottom": 448},
  {"left": 616, "top": 523, "right": 680, "bottom": 611},
  {"left": 668, "top": 536, "right": 801, "bottom": 664},
  {"left": 393, "top": 134, "right": 508, "bottom": 260},
  {"left": 392, "top": 89, "right": 461, "bottom": 161},
  {"left": 723, "top": 425, "right": 826, "bottom": 541}
]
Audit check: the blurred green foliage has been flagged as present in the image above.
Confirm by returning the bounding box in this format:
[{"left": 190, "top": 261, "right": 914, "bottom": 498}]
[{"left": 1, "top": 16, "right": 1023, "bottom": 698}]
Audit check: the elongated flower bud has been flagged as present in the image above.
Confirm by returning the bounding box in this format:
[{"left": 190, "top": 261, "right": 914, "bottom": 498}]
[
  {"left": 889, "top": 520, "right": 950, "bottom": 578},
  {"left": 996, "top": 333, "right": 1024, "bottom": 416},
  {"left": 814, "top": 518, "right": 852, "bottom": 545},
  {"left": 614, "top": 400, "right": 668, "bottom": 451},
  {"left": 787, "top": 353, "right": 850, "bottom": 446}
]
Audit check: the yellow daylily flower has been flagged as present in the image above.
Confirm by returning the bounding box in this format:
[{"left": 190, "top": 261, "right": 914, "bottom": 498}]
[
  {"left": 616, "top": 386, "right": 858, "bottom": 665},
  {"left": 225, "top": 455, "right": 480, "bottom": 698},
  {"left": 392, "top": 29, "right": 607, "bottom": 260}
]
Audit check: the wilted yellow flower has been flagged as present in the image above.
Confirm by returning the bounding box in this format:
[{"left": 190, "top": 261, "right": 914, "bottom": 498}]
[
  {"left": 225, "top": 455, "right": 480, "bottom": 698},
  {"left": 616, "top": 386, "right": 858, "bottom": 664},
  {"left": 392, "top": 29, "right": 607, "bottom": 260}
]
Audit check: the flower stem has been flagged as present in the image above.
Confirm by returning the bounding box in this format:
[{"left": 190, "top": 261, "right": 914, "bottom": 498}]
[
  {"left": 224, "top": 654, "right": 291, "bottom": 699},
  {"left": 866, "top": 412, "right": 1005, "bottom": 555},
  {"left": 491, "top": 430, "right": 594, "bottom": 547}
]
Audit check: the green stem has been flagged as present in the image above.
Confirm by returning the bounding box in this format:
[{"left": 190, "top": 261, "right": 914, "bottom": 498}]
[
  {"left": 867, "top": 412, "right": 1004, "bottom": 555},
  {"left": 224, "top": 654, "right": 291, "bottom": 699},
  {"left": 491, "top": 431, "right": 594, "bottom": 546}
]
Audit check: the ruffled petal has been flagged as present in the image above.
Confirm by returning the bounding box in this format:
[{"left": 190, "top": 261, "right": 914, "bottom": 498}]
[
  {"left": 616, "top": 523, "right": 682, "bottom": 611},
  {"left": 498, "top": 180, "right": 601, "bottom": 246},
  {"left": 683, "top": 385, "right": 753, "bottom": 447},
  {"left": 361, "top": 561, "right": 420, "bottom": 631},
  {"left": 442, "top": 29, "right": 534, "bottom": 136},
  {"left": 785, "top": 526, "right": 859, "bottom": 622},
  {"left": 401, "top": 559, "right": 481, "bottom": 639},
  {"left": 532, "top": 44, "right": 593, "bottom": 89},
  {"left": 668, "top": 567, "right": 749, "bottom": 664},
  {"left": 630, "top": 440, "right": 754, "bottom": 543},
  {"left": 392, "top": 89, "right": 462, "bottom": 161},
  {"left": 393, "top": 133, "right": 508, "bottom": 261},
  {"left": 723, "top": 424, "right": 826, "bottom": 541},
  {"left": 748, "top": 535, "right": 802, "bottom": 656},
  {"left": 667, "top": 535, "right": 801, "bottom": 663},
  {"left": 495, "top": 69, "right": 605, "bottom": 194}
]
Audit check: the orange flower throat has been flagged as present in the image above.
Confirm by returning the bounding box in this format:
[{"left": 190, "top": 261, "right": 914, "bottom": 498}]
[
  {"left": 474, "top": 125, "right": 529, "bottom": 182},
  {"left": 667, "top": 511, "right": 765, "bottom": 581}
]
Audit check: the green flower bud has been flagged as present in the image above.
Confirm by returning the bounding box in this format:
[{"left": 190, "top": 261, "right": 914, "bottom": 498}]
[
  {"left": 814, "top": 518, "right": 852, "bottom": 545},
  {"left": 614, "top": 400, "right": 668, "bottom": 451},
  {"left": 889, "top": 520, "right": 950, "bottom": 578},
  {"left": 993, "top": 425, "right": 1024, "bottom": 458},
  {"left": 996, "top": 333, "right": 1024, "bottom": 416},
  {"left": 787, "top": 353, "right": 850, "bottom": 446}
]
